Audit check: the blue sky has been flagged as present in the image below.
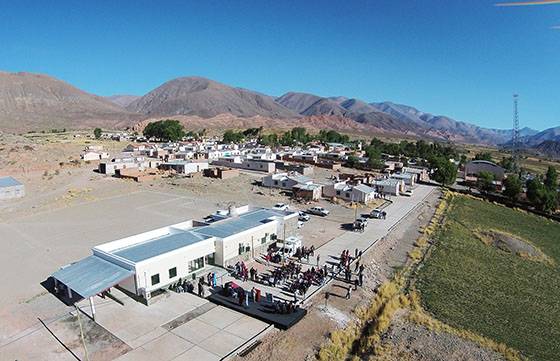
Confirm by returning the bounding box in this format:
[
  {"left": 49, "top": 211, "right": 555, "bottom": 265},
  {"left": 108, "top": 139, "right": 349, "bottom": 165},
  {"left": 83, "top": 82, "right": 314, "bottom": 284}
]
[{"left": 0, "top": 0, "right": 558, "bottom": 130}]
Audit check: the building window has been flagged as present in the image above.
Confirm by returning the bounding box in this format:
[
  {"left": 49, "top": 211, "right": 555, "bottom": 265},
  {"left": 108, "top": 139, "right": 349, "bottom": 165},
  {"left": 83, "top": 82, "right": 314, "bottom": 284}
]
[
  {"left": 205, "top": 253, "right": 215, "bottom": 265},
  {"left": 336, "top": 190, "right": 341, "bottom": 195},
  {"left": 151, "top": 274, "right": 160, "bottom": 286},
  {"left": 188, "top": 257, "right": 204, "bottom": 273},
  {"left": 274, "top": 180, "right": 278, "bottom": 185},
  {"left": 346, "top": 192, "right": 350, "bottom": 198},
  {"left": 168, "top": 267, "right": 177, "bottom": 279}
]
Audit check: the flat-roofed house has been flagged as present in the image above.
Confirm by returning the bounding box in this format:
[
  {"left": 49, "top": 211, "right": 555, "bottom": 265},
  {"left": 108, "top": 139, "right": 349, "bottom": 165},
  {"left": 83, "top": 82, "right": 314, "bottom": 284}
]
[
  {"left": 51, "top": 206, "right": 297, "bottom": 306},
  {"left": 159, "top": 160, "right": 209, "bottom": 175},
  {"left": 322, "top": 181, "right": 377, "bottom": 204},
  {"left": 371, "top": 178, "right": 405, "bottom": 196},
  {"left": 0, "top": 176, "right": 25, "bottom": 200},
  {"left": 261, "top": 172, "right": 313, "bottom": 190},
  {"left": 390, "top": 172, "right": 416, "bottom": 186}
]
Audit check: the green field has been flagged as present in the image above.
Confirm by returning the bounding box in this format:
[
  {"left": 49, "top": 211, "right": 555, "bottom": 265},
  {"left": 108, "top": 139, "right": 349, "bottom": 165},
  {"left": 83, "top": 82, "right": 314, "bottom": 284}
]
[{"left": 416, "top": 194, "right": 560, "bottom": 361}]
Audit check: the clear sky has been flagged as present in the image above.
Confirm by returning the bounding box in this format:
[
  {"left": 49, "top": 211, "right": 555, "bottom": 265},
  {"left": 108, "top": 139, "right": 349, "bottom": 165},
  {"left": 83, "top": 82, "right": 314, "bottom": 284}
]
[{"left": 0, "top": 0, "right": 558, "bottom": 130}]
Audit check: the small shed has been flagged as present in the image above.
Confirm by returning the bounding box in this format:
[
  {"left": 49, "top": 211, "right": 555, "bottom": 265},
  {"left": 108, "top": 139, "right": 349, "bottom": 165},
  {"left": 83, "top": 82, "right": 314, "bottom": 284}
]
[{"left": 0, "top": 176, "right": 25, "bottom": 200}]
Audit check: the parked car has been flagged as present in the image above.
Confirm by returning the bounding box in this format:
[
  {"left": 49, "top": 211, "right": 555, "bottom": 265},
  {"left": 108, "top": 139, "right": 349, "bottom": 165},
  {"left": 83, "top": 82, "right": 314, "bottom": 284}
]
[
  {"left": 402, "top": 189, "right": 413, "bottom": 197},
  {"left": 273, "top": 203, "right": 290, "bottom": 211},
  {"left": 298, "top": 211, "right": 310, "bottom": 222},
  {"left": 308, "top": 206, "right": 329, "bottom": 216},
  {"left": 276, "top": 236, "right": 302, "bottom": 256},
  {"left": 370, "top": 208, "right": 383, "bottom": 219},
  {"left": 355, "top": 217, "right": 368, "bottom": 227}
]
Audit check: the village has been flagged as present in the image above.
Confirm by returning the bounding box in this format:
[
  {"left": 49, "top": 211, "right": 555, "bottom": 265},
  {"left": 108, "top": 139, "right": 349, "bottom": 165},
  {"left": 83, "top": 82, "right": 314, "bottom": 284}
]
[{"left": 0, "top": 127, "right": 547, "bottom": 361}]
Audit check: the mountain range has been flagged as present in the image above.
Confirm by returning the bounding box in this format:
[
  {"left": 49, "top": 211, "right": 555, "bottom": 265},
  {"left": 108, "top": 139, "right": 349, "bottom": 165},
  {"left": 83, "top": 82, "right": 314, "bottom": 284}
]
[{"left": 0, "top": 71, "right": 557, "bottom": 147}]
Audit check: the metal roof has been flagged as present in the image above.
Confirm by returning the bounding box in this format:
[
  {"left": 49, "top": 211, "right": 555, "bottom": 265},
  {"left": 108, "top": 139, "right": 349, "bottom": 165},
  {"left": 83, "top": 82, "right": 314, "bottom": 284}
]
[
  {"left": 195, "top": 208, "right": 289, "bottom": 239},
  {"left": 0, "top": 176, "right": 22, "bottom": 188},
  {"left": 112, "top": 231, "right": 211, "bottom": 263},
  {"left": 353, "top": 184, "right": 376, "bottom": 193},
  {"left": 52, "top": 255, "right": 133, "bottom": 299}
]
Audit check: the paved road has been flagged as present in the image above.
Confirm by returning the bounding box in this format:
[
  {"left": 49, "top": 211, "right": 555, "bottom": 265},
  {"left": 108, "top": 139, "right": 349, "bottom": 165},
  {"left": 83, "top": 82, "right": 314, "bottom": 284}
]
[{"left": 220, "top": 185, "right": 436, "bottom": 302}]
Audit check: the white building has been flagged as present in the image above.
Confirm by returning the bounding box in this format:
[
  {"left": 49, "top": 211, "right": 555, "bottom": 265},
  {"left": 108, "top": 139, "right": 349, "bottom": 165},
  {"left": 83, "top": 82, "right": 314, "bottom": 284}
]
[
  {"left": 261, "top": 172, "right": 313, "bottom": 190},
  {"left": 322, "top": 181, "right": 377, "bottom": 204},
  {"left": 391, "top": 173, "right": 416, "bottom": 186},
  {"left": 81, "top": 151, "right": 110, "bottom": 161},
  {"left": 371, "top": 178, "right": 405, "bottom": 196},
  {"left": 51, "top": 206, "right": 297, "bottom": 306},
  {"left": 0, "top": 176, "right": 25, "bottom": 200},
  {"left": 160, "top": 160, "right": 209, "bottom": 175}
]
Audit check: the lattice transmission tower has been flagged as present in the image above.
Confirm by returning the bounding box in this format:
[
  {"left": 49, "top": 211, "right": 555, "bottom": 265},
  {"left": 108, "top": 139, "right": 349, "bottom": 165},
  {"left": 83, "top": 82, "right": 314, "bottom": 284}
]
[{"left": 511, "top": 94, "right": 520, "bottom": 172}]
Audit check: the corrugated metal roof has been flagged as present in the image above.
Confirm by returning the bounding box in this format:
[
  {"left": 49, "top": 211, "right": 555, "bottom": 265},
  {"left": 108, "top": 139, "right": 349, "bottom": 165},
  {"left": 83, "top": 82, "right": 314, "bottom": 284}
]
[
  {"left": 113, "top": 231, "right": 211, "bottom": 263},
  {"left": 195, "top": 209, "right": 288, "bottom": 239},
  {"left": 52, "top": 255, "right": 133, "bottom": 299},
  {"left": 354, "top": 184, "right": 376, "bottom": 193},
  {"left": 0, "top": 176, "right": 22, "bottom": 188}
]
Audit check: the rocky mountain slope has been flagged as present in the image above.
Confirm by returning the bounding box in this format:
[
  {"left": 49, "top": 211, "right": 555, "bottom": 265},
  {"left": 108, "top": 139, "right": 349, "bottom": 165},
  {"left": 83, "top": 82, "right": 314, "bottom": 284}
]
[
  {"left": 126, "top": 76, "right": 297, "bottom": 118},
  {"left": 534, "top": 140, "right": 560, "bottom": 159},
  {"left": 0, "top": 72, "right": 140, "bottom": 133},
  {"left": 106, "top": 94, "right": 140, "bottom": 107}
]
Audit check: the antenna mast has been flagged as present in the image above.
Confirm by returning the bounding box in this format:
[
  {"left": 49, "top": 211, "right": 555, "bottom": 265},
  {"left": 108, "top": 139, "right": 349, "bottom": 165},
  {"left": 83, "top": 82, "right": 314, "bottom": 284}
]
[{"left": 511, "top": 94, "right": 520, "bottom": 172}]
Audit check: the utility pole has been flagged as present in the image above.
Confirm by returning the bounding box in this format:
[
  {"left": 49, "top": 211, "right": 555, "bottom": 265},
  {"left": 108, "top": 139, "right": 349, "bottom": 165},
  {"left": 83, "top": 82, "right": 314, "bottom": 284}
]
[{"left": 511, "top": 94, "right": 520, "bottom": 173}]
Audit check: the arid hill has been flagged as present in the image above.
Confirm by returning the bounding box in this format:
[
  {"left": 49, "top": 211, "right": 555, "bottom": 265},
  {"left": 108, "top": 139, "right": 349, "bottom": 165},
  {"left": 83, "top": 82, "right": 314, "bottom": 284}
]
[
  {"left": 126, "top": 76, "right": 297, "bottom": 119},
  {"left": 0, "top": 72, "right": 140, "bottom": 133}
]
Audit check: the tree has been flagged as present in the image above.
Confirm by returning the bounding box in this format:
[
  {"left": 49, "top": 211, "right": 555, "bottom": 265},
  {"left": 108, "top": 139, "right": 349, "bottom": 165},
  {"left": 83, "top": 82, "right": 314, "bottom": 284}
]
[
  {"left": 503, "top": 175, "right": 522, "bottom": 201},
  {"left": 499, "top": 157, "right": 515, "bottom": 172},
  {"left": 346, "top": 155, "right": 360, "bottom": 168},
  {"left": 222, "top": 130, "right": 244, "bottom": 143},
  {"left": 431, "top": 157, "right": 458, "bottom": 186},
  {"left": 526, "top": 177, "right": 558, "bottom": 213},
  {"left": 544, "top": 166, "right": 558, "bottom": 191},
  {"left": 474, "top": 152, "right": 493, "bottom": 162},
  {"left": 476, "top": 171, "right": 495, "bottom": 193},
  {"left": 93, "top": 128, "right": 102, "bottom": 139},
  {"left": 143, "top": 119, "right": 185, "bottom": 141}
]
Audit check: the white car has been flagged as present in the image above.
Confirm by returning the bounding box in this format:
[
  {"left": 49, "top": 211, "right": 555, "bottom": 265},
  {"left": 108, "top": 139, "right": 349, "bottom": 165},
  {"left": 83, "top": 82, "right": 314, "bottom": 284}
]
[
  {"left": 273, "top": 203, "right": 289, "bottom": 211},
  {"left": 370, "top": 208, "right": 383, "bottom": 219},
  {"left": 402, "top": 189, "right": 413, "bottom": 197},
  {"left": 276, "top": 236, "right": 302, "bottom": 256},
  {"left": 298, "top": 211, "right": 310, "bottom": 222},
  {"left": 307, "top": 206, "right": 329, "bottom": 217}
]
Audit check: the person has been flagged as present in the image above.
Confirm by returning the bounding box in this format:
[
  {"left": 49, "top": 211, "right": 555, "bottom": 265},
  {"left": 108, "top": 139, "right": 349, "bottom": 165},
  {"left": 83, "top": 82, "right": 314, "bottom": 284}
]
[
  {"left": 346, "top": 286, "right": 352, "bottom": 300},
  {"left": 355, "top": 260, "right": 360, "bottom": 273},
  {"left": 358, "top": 250, "right": 363, "bottom": 259},
  {"left": 359, "top": 272, "right": 364, "bottom": 287},
  {"left": 324, "top": 291, "right": 330, "bottom": 307},
  {"left": 316, "top": 254, "right": 320, "bottom": 267},
  {"left": 212, "top": 273, "right": 217, "bottom": 288},
  {"left": 197, "top": 282, "right": 204, "bottom": 297},
  {"left": 355, "top": 248, "right": 358, "bottom": 259}
]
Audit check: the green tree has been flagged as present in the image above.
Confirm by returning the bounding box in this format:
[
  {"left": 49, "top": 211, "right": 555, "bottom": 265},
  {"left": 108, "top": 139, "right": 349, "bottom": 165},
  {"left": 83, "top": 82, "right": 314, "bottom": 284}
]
[
  {"left": 346, "top": 155, "right": 360, "bottom": 168},
  {"left": 544, "top": 166, "right": 558, "bottom": 191},
  {"left": 222, "top": 130, "right": 244, "bottom": 143},
  {"left": 526, "top": 178, "right": 558, "bottom": 212},
  {"left": 93, "top": 128, "right": 102, "bottom": 139},
  {"left": 502, "top": 175, "right": 522, "bottom": 201},
  {"left": 476, "top": 171, "right": 495, "bottom": 193},
  {"left": 431, "top": 157, "right": 458, "bottom": 186},
  {"left": 143, "top": 119, "right": 185, "bottom": 141},
  {"left": 474, "top": 152, "right": 493, "bottom": 162}
]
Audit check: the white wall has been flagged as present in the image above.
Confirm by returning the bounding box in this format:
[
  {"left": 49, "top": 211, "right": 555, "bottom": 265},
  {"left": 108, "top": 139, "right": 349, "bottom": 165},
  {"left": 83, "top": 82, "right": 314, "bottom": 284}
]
[
  {"left": 219, "top": 222, "right": 278, "bottom": 267},
  {"left": 135, "top": 238, "right": 216, "bottom": 294}
]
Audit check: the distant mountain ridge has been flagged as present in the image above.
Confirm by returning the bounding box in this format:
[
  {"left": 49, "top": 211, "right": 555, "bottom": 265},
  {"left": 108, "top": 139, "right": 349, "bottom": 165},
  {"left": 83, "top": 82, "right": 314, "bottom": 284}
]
[
  {"left": 0, "top": 72, "right": 140, "bottom": 132},
  {"left": 126, "top": 77, "right": 297, "bottom": 119},
  {"left": 0, "top": 71, "right": 552, "bottom": 145}
]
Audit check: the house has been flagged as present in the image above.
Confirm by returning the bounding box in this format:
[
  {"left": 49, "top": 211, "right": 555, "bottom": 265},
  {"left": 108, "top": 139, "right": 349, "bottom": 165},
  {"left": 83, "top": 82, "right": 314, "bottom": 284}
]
[
  {"left": 81, "top": 151, "right": 110, "bottom": 161},
  {"left": 116, "top": 169, "right": 160, "bottom": 182},
  {"left": 213, "top": 157, "right": 276, "bottom": 173},
  {"left": 402, "top": 166, "right": 430, "bottom": 182},
  {"left": 391, "top": 172, "right": 416, "bottom": 186},
  {"left": 203, "top": 167, "right": 239, "bottom": 179},
  {"left": 50, "top": 206, "right": 298, "bottom": 306},
  {"left": 292, "top": 183, "right": 323, "bottom": 201},
  {"left": 322, "top": 181, "right": 377, "bottom": 204},
  {"left": 160, "top": 160, "right": 209, "bottom": 175},
  {"left": 0, "top": 176, "right": 25, "bottom": 200},
  {"left": 371, "top": 178, "right": 405, "bottom": 196},
  {"left": 261, "top": 172, "right": 313, "bottom": 190},
  {"left": 464, "top": 160, "right": 505, "bottom": 183},
  {"left": 98, "top": 157, "right": 141, "bottom": 175}
]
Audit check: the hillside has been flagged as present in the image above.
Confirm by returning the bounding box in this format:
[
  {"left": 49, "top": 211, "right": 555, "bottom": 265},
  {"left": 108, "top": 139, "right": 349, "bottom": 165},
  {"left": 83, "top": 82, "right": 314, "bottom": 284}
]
[
  {"left": 0, "top": 72, "right": 139, "bottom": 133},
  {"left": 126, "top": 76, "right": 297, "bottom": 118},
  {"left": 106, "top": 94, "right": 140, "bottom": 107},
  {"left": 520, "top": 126, "right": 560, "bottom": 147},
  {"left": 535, "top": 140, "right": 560, "bottom": 159}
]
